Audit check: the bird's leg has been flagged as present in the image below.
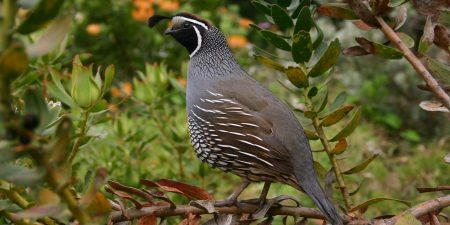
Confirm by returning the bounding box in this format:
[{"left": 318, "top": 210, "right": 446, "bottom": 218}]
[
  {"left": 258, "top": 182, "right": 271, "bottom": 208},
  {"left": 215, "top": 179, "right": 250, "bottom": 206}
]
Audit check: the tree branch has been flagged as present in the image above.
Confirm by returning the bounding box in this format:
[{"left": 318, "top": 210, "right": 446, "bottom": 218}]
[
  {"left": 375, "top": 16, "right": 450, "bottom": 110},
  {"left": 109, "top": 195, "right": 450, "bottom": 224}
]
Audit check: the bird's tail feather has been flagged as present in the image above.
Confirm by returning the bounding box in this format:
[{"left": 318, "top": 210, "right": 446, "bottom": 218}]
[{"left": 301, "top": 181, "right": 343, "bottom": 225}]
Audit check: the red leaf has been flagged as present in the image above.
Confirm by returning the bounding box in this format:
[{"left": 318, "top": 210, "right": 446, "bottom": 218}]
[
  {"left": 141, "top": 179, "right": 213, "bottom": 200},
  {"left": 352, "top": 20, "right": 373, "bottom": 31},
  {"left": 137, "top": 215, "right": 157, "bottom": 225}
]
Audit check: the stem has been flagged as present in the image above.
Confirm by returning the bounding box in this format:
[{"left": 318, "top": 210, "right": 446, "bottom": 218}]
[
  {"left": 312, "top": 118, "right": 352, "bottom": 209},
  {"left": 0, "top": 0, "right": 16, "bottom": 51},
  {"left": 375, "top": 16, "right": 450, "bottom": 110},
  {"left": 68, "top": 110, "right": 89, "bottom": 163}
]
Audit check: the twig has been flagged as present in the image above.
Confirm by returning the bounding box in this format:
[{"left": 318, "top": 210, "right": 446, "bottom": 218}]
[
  {"left": 375, "top": 16, "right": 450, "bottom": 110},
  {"left": 109, "top": 195, "right": 450, "bottom": 224}
]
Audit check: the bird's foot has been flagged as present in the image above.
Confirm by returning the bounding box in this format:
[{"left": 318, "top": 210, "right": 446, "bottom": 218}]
[{"left": 251, "top": 195, "right": 300, "bottom": 219}]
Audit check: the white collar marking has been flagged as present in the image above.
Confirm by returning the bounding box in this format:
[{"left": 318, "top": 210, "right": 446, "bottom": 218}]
[
  {"left": 190, "top": 26, "right": 202, "bottom": 58},
  {"left": 174, "top": 16, "right": 209, "bottom": 30}
]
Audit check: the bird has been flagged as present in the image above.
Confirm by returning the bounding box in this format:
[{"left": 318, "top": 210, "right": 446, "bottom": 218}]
[{"left": 148, "top": 12, "right": 344, "bottom": 225}]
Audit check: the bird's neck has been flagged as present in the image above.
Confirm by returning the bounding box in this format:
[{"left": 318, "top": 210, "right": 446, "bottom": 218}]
[{"left": 188, "top": 28, "right": 243, "bottom": 79}]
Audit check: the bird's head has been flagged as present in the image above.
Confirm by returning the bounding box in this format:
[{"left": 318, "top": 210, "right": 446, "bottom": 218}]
[{"left": 148, "top": 13, "right": 212, "bottom": 57}]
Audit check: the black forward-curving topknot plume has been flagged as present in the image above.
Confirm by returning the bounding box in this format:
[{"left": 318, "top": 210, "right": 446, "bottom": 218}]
[{"left": 148, "top": 15, "right": 172, "bottom": 28}]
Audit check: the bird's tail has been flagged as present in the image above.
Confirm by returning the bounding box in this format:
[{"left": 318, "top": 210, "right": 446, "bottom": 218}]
[{"left": 301, "top": 180, "right": 344, "bottom": 225}]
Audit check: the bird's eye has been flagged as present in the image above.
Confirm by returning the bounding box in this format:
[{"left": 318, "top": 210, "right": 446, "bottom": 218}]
[{"left": 183, "top": 22, "right": 190, "bottom": 28}]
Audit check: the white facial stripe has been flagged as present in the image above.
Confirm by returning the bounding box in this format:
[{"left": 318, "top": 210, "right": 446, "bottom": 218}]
[
  {"left": 174, "top": 16, "right": 209, "bottom": 30},
  {"left": 190, "top": 26, "right": 202, "bottom": 58}
]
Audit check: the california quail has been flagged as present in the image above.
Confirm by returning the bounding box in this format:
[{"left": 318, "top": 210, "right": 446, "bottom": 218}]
[{"left": 148, "top": 13, "right": 343, "bottom": 225}]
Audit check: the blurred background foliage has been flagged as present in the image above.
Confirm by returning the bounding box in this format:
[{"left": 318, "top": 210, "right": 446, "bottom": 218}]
[{"left": 0, "top": 0, "right": 449, "bottom": 224}]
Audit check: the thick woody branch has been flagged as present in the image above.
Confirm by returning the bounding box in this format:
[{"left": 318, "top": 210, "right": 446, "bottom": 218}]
[
  {"left": 375, "top": 16, "right": 450, "bottom": 110},
  {"left": 110, "top": 195, "right": 450, "bottom": 224}
]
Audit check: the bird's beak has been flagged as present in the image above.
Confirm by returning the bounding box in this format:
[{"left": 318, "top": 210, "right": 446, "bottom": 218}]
[{"left": 164, "top": 28, "right": 174, "bottom": 35}]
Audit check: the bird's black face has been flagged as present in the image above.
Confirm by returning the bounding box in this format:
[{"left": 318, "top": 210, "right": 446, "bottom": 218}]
[{"left": 148, "top": 13, "right": 211, "bottom": 57}]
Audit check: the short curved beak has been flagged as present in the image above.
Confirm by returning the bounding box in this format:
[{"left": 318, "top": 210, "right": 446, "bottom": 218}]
[{"left": 164, "top": 28, "right": 174, "bottom": 35}]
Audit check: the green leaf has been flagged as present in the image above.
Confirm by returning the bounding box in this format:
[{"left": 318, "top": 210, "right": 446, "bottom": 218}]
[
  {"left": 285, "top": 67, "right": 308, "bottom": 88},
  {"left": 317, "top": 3, "right": 358, "bottom": 20},
  {"left": 249, "top": 24, "right": 262, "bottom": 31},
  {"left": 418, "top": 17, "right": 434, "bottom": 54},
  {"left": 312, "top": 21, "right": 324, "bottom": 49},
  {"left": 318, "top": 89, "right": 328, "bottom": 113},
  {"left": 395, "top": 213, "right": 421, "bottom": 225},
  {"left": 102, "top": 64, "right": 115, "bottom": 97},
  {"left": 388, "top": 0, "right": 407, "bottom": 7},
  {"left": 0, "top": 164, "right": 43, "bottom": 186},
  {"left": 320, "top": 105, "right": 354, "bottom": 127},
  {"left": 292, "top": 31, "right": 312, "bottom": 63},
  {"left": 426, "top": 57, "right": 450, "bottom": 85},
  {"left": 16, "top": 0, "right": 65, "bottom": 34},
  {"left": 277, "top": 0, "right": 291, "bottom": 7},
  {"left": 272, "top": 5, "right": 294, "bottom": 30},
  {"left": 0, "top": 44, "right": 28, "bottom": 78},
  {"left": 48, "top": 68, "right": 78, "bottom": 108},
  {"left": 304, "top": 129, "right": 319, "bottom": 140},
  {"left": 49, "top": 117, "right": 72, "bottom": 165},
  {"left": 400, "top": 129, "right": 421, "bottom": 143},
  {"left": 261, "top": 30, "right": 291, "bottom": 51},
  {"left": 254, "top": 54, "right": 286, "bottom": 72},
  {"left": 372, "top": 42, "right": 403, "bottom": 59},
  {"left": 330, "top": 107, "right": 362, "bottom": 141},
  {"left": 343, "top": 154, "right": 378, "bottom": 175},
  {"left": 292, "top": 0, "right": 311, "bottom": 18},
  {"left": 307, "top": 87, "right": 318, "bottom": 98},
  {"left": 438, "top": 11, "right": 450, "bottom": 26},
  {"left": 294, "top": 7, "right": 312, "bottom": 34},
  {"left": 330, "top": 91, "right": 347, "bottom": 111},
  {"left": 349, "top": 197, "right": 411, "bottom": 213},
  {"left": 304, "top": 111, "right": 317, "bottom": 119},
  {"left": 26, "top": 14, "right": 72, "bottom": 58},
  {"left": 314, "top": 161, "right": 327, "bottom": 179},
  {"left": 251, "top": 1, "right": 271, "bottom": 15},
  {"left": 395, "top": 32, "right": 414, "bottom": 49},
  {"left": 308, "top": 39, "right": 341, "bottom": 77}
]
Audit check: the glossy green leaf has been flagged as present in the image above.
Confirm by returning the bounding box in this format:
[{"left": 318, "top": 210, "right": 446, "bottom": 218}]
[
  {"left": 330, "top": 107, "right": 362, "bottom": 141},
  {"left": 309, "top": 39, "right": 341, "bottom": 77},
  {"left": 426, "top": 57, "right": 450, "bottom": 85},
  {"left": 292, "top": 31, "right": 312, "bottom": 63},
  {"left": 372, "top": 42, "right": 403, "bottom": 59},
  {"left": 343, "top": 154, "right": 378, "bottom": 175},
  {"left": 26, "top": 14, "right": 72, "bottom": 58},
  {"left": 307, "top": 87, "right": 318, "bottom": 98},
  {"left": 294, "top": 7, "right": 312, "bottom": 34},
  {"left": 418, "top": 17, "right": 434, "bottom": 54},
  {"left": 285, "top": 67, "right": 308, "bottom": 88},
  {"left": 305, "top": 129, "right": 319, "bottom": 140},
  {"left": 321, "top": 105, "right": 354, "bottom": 127},
  {"left": 396, "top": 32, "right": 414, "bottom": 49},
  {"left": 278, "top": 0, "right": 291, "bottom": 7},
  {"left": 16, "top": 0, "right": 65, "bottom": 34},
  {"left": 251, "top": 1, "right": 271, "bottom": 16},
  {"left": 317, "top": 3, "right": 358, "bottom": 20},
  {"left": 261, "top": 30, "right": 292, "bottom": 51},
  {"left": 395, "top": 213, "right": 421, "bottom": 225},
  {"left": 349, "top": 197, "right": 411, "bottom": 213},
  {"left": 254, "top": 54, "right": 286, "bottom": 72},
  {"left": 330, "top": 92, "right": 347, "bottom": 110},
  {"left": 272, "top": 5, "right": 294, "bottom": 30}
]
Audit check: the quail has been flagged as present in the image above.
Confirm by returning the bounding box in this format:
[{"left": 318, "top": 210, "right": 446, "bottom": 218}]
[{"left": 148, "top": 13, "right": 343, "bottom": 225}]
